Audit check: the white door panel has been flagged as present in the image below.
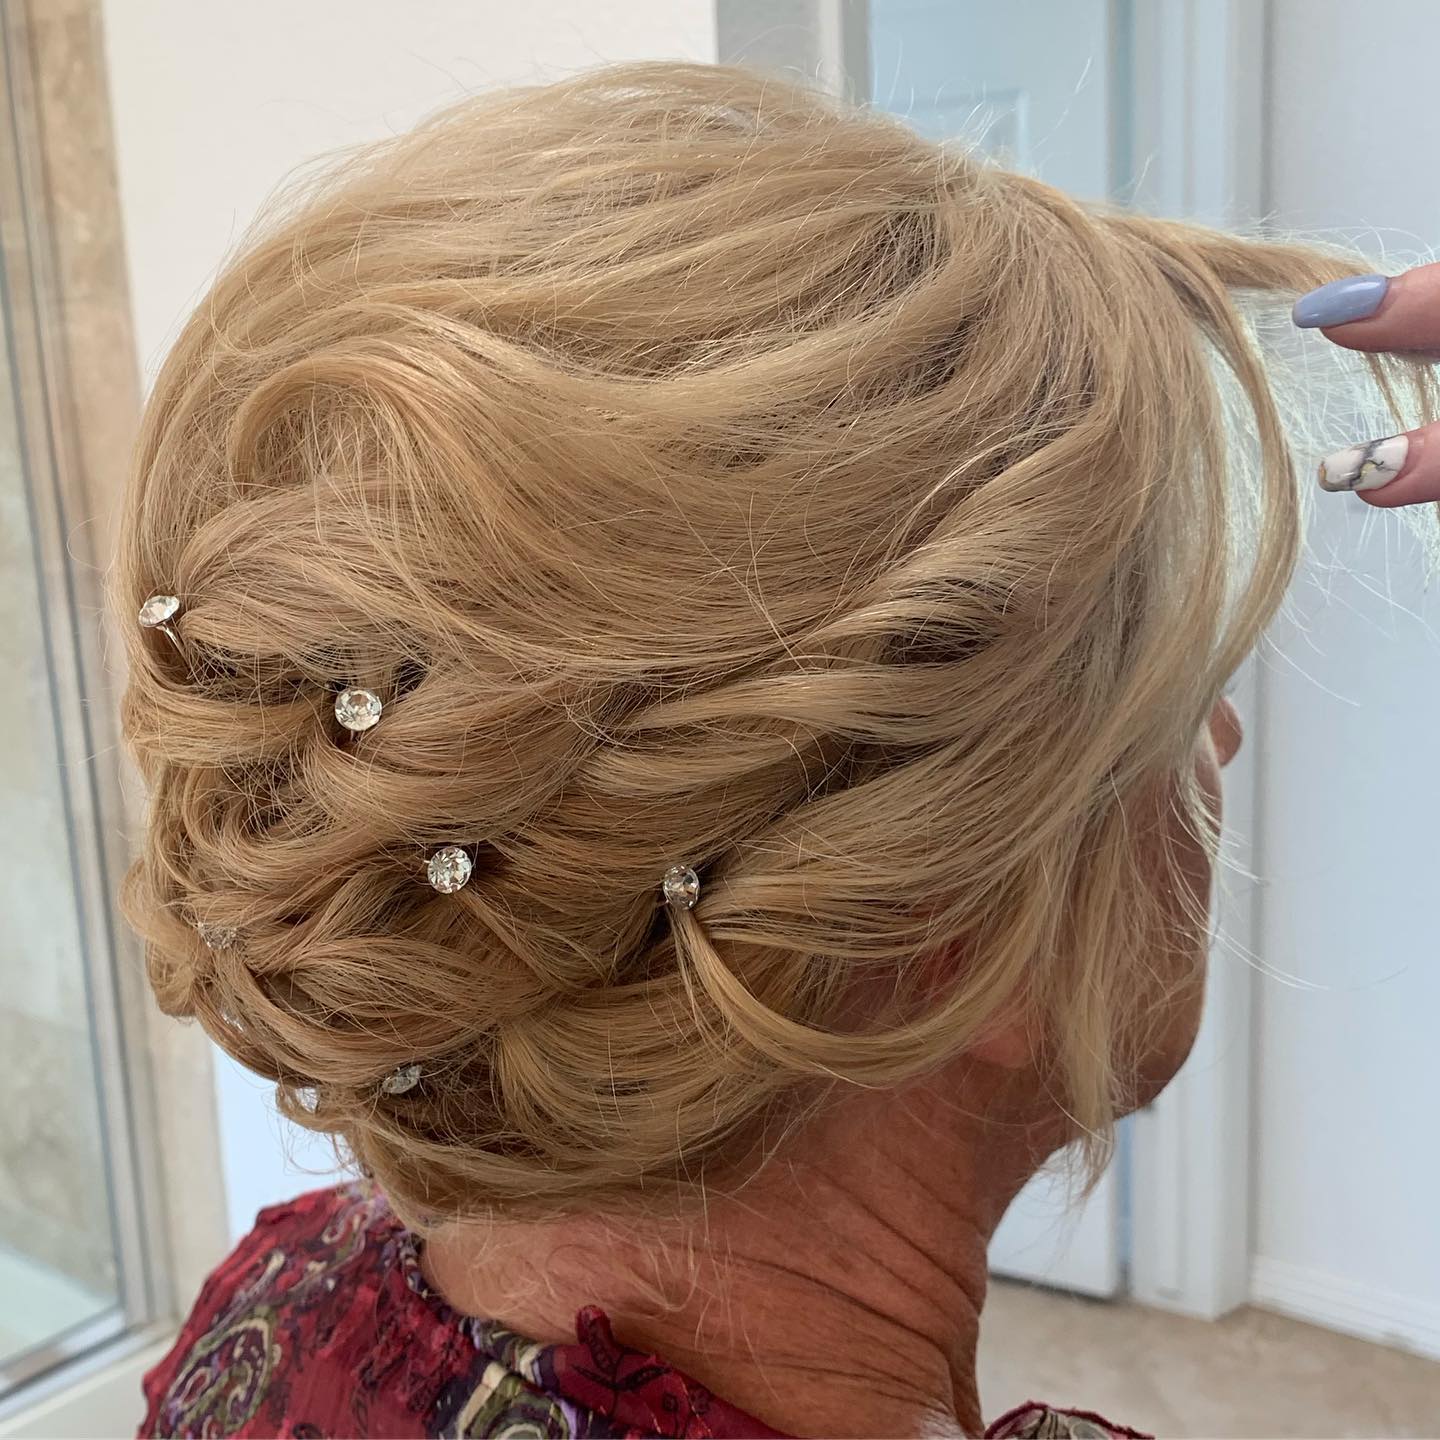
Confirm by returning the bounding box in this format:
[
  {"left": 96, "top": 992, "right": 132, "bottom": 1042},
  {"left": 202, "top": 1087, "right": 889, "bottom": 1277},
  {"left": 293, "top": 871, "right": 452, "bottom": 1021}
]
[
  {"left": 871, "top": 0, "right": 1124, "bottom": 1297},
  {"left": 870, "top": 0, "right": 1115, "bottom": 200},
  {"left": 989, "top": 1149, "right": 1122, "bottom": 1298}
]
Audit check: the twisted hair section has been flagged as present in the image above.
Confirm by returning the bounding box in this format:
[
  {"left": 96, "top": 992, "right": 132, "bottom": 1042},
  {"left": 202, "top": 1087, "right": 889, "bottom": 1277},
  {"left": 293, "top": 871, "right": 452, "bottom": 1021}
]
[{"left": 116, "top": 63, "right": 1432, "bottom": 1220}]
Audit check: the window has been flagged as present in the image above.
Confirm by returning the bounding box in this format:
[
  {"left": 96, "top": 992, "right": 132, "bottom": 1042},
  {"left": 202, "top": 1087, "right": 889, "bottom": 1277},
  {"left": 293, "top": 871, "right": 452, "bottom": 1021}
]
[{"left": 0, "top": 6, "right": 166, "bottom": 1412}]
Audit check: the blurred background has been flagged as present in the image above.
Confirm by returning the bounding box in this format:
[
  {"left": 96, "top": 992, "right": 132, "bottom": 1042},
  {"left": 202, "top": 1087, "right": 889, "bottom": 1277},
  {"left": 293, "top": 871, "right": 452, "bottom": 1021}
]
[{"left": 1, "top": 1, "right": 1437, "bottom": 1435}]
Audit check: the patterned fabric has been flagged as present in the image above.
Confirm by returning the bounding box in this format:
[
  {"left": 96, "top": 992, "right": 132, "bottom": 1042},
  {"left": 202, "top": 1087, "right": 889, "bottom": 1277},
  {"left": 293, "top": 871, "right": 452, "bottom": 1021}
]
[
  {"left": 138, "top": 1182, "right": 1148, "bottom": 1439},
  {"left": 986, "top": 1403, "right": 1151, "bottom": 1440}
]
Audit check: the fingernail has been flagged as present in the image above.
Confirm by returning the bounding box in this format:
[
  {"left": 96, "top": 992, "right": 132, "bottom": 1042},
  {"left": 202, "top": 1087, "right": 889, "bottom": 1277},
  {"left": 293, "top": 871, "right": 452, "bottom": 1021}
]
[
  {"left": 1292, "top": 273, "right": 1389, "bottom": 328},
  {"left": 1317, "top": 435, "right": 1409, "bottom": 493}
]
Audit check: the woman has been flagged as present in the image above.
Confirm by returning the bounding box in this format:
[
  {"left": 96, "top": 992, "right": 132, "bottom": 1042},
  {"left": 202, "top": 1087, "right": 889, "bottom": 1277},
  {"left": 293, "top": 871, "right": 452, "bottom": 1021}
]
[{"left": 120, "top": 65, "right": 1436, "bottom": 1439}]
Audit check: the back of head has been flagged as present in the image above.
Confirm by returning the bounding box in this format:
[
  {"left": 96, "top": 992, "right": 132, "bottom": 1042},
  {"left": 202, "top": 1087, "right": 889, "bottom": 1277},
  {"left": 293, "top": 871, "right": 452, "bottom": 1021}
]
[{"left": 116, "top": 63, "right": 1417, "bottom": 1222}]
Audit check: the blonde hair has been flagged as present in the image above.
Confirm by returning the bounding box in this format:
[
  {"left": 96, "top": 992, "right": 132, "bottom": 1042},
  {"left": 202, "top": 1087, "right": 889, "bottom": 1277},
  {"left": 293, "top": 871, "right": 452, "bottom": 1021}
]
[{"left": 116, "top": 63, "right": 1427, "bottom": 1221}]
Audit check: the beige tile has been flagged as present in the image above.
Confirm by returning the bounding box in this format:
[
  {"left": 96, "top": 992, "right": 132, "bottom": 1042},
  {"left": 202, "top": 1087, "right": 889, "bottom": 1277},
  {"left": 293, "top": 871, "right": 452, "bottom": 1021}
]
[{"left": 979, "top": 1280, "right": 1440, "bottom": 1438}]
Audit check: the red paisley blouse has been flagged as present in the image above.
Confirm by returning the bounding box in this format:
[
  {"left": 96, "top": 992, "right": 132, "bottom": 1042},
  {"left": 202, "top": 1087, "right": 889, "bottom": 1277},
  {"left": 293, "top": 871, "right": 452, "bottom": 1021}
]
[{"left": 137, "top": 1182, "right": 1147, "bottom": 1439}]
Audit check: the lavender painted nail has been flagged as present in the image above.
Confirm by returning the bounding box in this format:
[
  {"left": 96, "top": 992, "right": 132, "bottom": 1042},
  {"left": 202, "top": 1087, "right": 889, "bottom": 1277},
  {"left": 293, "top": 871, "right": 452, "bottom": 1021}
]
[{"left": 1292, "top": 273, "right": 1389, "bottom": 329}]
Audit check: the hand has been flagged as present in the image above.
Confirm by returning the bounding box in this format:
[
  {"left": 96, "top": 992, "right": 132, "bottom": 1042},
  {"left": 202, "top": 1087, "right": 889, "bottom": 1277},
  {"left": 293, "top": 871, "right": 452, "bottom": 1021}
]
[{"left": 1293, "top": 265, "right": 1440, "bottom": 508}]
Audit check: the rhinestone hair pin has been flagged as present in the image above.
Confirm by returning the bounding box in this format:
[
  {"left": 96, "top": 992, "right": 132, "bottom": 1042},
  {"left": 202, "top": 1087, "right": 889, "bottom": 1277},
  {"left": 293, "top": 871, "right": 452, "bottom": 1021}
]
[
  {"left": 661, "top": 864, "right": 701, "bottom": 910},
  {"left": 335, "top": 687, "right": 383, "bottom": 732},
  {"left": 139, "top": 593, "right": 185, "bottom": 657},
  {"left": 426, "top": 845, "right": 473, "bottom": 894},
  {"left": 196, "top": 920, "right": 238, "bottom": 952},
  {"left": 381, "top": 1063, "right": 422, "bottom": 1095}
]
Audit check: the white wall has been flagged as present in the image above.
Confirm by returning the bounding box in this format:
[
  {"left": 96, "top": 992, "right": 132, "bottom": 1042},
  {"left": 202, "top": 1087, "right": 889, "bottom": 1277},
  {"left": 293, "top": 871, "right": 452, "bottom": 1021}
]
[
  {"left": 102, "top": 0, "right": 717, "bottom": 1244},
  {"left": 1253, "top": 0, "right": 1440, "bottom": 1358}
]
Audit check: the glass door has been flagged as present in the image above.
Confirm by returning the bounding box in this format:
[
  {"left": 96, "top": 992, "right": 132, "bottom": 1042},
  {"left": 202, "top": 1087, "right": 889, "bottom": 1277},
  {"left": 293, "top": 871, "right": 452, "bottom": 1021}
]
[{"left": 0, "top": 303, "right": 122, "bottom": 1380}]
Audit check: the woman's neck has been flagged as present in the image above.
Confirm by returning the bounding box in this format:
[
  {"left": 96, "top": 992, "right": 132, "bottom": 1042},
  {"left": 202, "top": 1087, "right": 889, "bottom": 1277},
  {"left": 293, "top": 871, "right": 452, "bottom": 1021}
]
[{"left": 423, "top": 1068, "right": 1050, "bottom": 1438}]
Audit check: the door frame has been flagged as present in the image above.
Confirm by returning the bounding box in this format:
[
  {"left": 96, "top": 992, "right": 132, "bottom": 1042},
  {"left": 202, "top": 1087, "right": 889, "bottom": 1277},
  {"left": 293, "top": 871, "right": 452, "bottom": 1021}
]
[
  {"left": 1122, "top": 0, "right": 1267, "bottom": 1321},
  {"left": 716, "top": 0, "right": 1269, "bottom": 1321}
]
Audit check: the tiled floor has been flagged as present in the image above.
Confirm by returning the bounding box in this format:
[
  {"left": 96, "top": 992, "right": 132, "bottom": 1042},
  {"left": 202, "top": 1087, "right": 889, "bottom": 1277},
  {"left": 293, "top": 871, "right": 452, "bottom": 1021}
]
[{"left": 979, "top": 1280, "right": 1440, "bottom": 1438}]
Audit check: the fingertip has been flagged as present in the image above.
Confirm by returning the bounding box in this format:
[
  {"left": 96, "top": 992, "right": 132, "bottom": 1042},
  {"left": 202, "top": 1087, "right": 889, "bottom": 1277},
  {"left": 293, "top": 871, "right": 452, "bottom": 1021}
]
[
  {"left": 1306, "top": 262, "right": 1440, "bottom": 353},
  {"left": 1326, "top": 427, "right": 1440, "bottom": 508},
  {"left": 1292, "top": 273, "right": 1390, "bottom": 330},
  {"left": 1354, "top": 477, "right": 1440, "bottom": 508}
]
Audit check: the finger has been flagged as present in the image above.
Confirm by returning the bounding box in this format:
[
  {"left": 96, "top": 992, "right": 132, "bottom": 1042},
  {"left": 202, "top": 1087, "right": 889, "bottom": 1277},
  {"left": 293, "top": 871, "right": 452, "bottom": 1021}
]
[
  {"left": 1315, "top": 426, "right": 1440, "bottom": 507},
  {"left": 1293, "top": 264, "right": 1440, "bottom": 354}
]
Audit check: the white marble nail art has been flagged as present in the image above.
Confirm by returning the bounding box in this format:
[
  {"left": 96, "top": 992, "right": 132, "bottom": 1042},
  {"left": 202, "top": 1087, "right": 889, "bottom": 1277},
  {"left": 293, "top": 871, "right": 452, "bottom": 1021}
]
[{"left": 1317, "top": 435, "right": 1408, "bottom": 492}]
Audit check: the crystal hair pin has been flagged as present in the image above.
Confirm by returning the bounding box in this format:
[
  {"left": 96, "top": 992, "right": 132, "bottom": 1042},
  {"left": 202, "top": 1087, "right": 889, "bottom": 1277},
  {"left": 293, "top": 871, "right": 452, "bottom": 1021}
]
[
  {"left": 139, "top": 593, "right": 185, "bottom": 657},
  {"left": 661, "top": 864, "right": 701, "bottom": 910},
  {"left": 335, "top": 687, "right": 383, "bottom": 732},
  {"left": 196, "top": 920, "right": 238, "bottom": 951},
  {"left": 426, "top": 845, "right": 473, "bottom": 894},
  {"left": 381, "top": 1063, "right": 422, "bottom": 1095}
]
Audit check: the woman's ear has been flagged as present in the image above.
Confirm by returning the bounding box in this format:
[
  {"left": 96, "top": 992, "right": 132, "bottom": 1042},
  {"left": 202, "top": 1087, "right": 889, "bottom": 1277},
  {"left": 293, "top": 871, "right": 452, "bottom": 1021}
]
[
  {"left": 919, "top": 943, "right": 1036, "bottom": 1070},
  {"left": 967, "top": 1005, "right": 1034, "bottom": 1070}
]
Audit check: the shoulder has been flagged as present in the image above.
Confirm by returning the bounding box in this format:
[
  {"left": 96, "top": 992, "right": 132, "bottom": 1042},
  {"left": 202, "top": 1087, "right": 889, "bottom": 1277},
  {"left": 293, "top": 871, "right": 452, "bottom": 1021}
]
[
  {"left": 240, "top": 1177, "right": 399, "bottom": 1281},
  {"left": 137, "top": 1181, "right": 404, "bottom": 1438},
  {"left": 166, "top": 1178, "right": 397, "bottom": 1335},
  {"left": 986, "top": 1401, "right": 1153, "bottom": 1439}
]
